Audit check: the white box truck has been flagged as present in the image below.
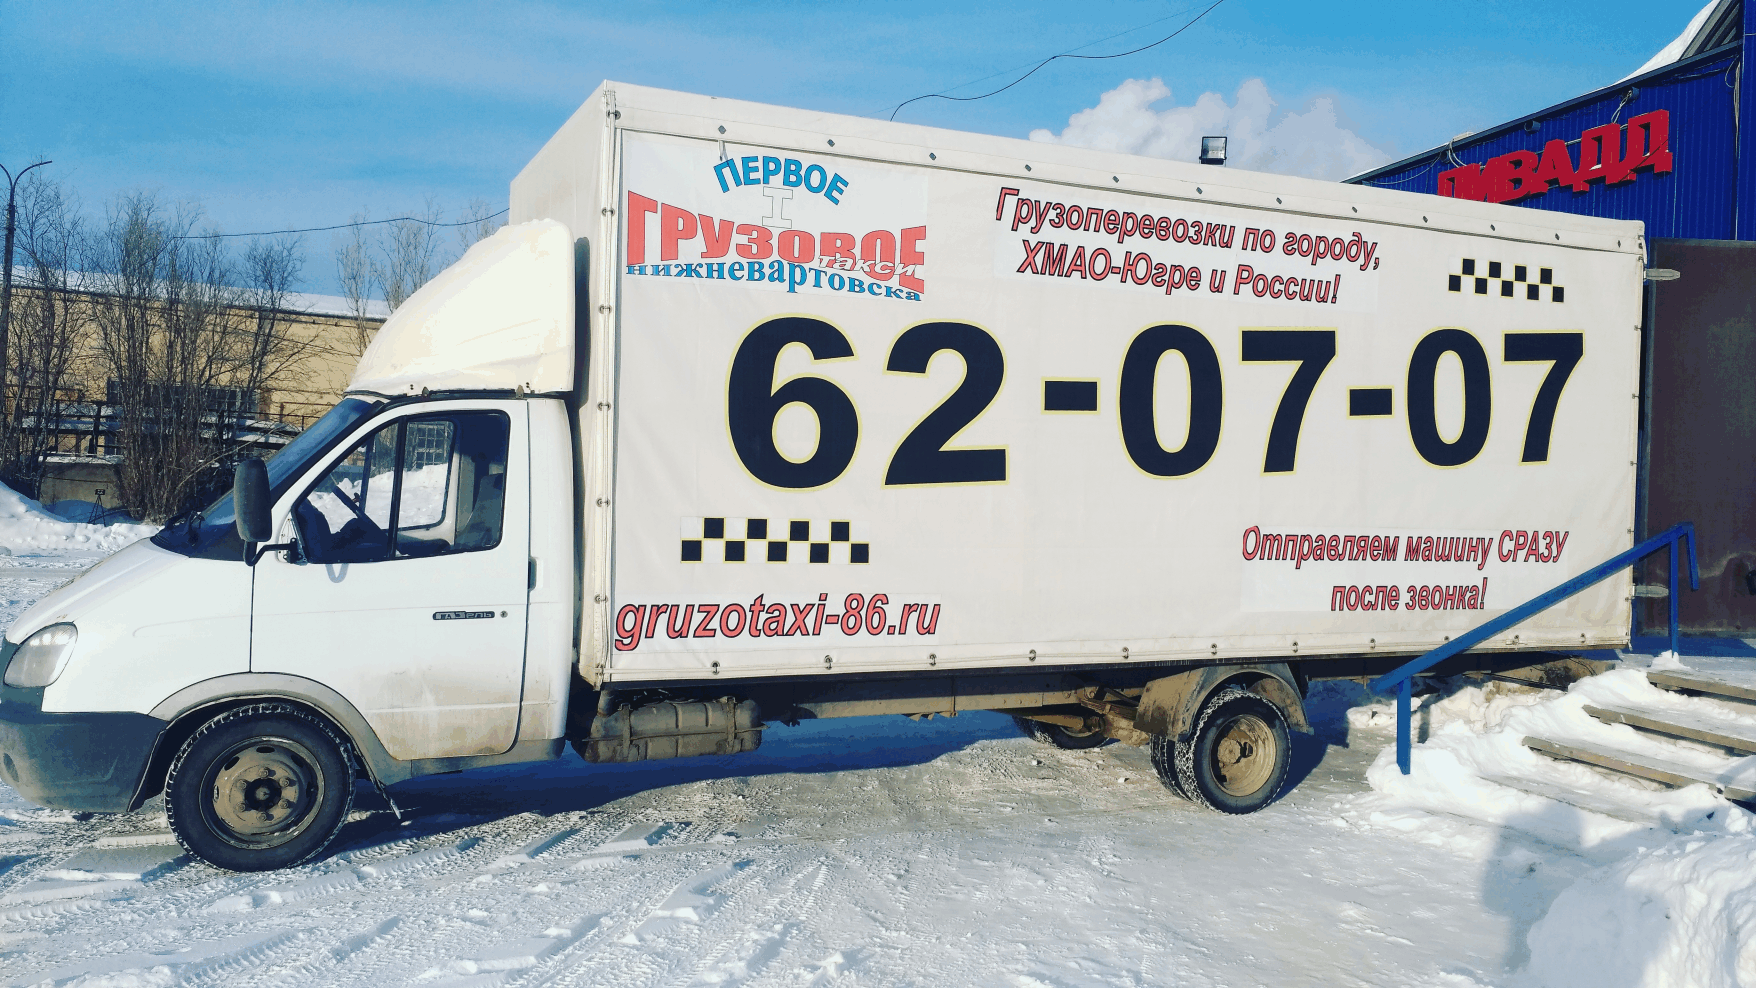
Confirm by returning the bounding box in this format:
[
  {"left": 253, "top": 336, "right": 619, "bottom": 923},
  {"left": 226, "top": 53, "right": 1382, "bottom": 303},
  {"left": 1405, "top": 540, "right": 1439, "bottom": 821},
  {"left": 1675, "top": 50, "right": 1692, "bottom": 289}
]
[{"left": 0, "top": 83, "right": 1647, "bottom": 871}]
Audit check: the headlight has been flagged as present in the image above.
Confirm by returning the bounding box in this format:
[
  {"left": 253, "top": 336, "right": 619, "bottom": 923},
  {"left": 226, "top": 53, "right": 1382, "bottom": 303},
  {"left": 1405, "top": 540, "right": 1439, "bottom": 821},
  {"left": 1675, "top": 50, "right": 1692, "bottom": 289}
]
[{"left": 4, "top": 624, "right": 78, "bottom": 688}]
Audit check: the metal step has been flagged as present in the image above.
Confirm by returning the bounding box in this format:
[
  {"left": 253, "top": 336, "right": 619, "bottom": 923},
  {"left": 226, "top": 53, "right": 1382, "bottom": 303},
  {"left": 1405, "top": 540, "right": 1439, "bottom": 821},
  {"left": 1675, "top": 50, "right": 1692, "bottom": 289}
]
[
  {"left": 1479, "top": 773, "right": 1673, "bottom": 826},
  {"left": 1583, "top": 703, "right": 1756, "bottom": 755},
  {"left": 1522, "top": 735, "right": 1756, "bottom": 803},
  {"left": 1648, "top": 669, "right": 1756, "bottom": 706}
]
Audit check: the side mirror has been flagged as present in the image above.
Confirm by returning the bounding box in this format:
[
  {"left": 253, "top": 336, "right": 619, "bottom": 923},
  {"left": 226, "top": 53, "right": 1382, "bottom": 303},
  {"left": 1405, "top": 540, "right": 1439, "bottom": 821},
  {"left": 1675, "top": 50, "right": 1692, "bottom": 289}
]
[{"left": 233, "top": 459, "right": 272, "bottom": 544}]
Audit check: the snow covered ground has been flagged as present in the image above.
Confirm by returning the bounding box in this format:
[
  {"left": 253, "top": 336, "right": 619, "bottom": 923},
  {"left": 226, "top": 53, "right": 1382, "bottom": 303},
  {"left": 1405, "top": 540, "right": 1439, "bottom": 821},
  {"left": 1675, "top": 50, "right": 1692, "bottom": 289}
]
[
  {"left": 0, "top": 689, "right": 1557, "bottom": 988},
  {"left": 0, "top": 486, "right": 154, "bottom": 556},
  {"left": 0, "top": 493, "right": 1751, "bottom": 987}
]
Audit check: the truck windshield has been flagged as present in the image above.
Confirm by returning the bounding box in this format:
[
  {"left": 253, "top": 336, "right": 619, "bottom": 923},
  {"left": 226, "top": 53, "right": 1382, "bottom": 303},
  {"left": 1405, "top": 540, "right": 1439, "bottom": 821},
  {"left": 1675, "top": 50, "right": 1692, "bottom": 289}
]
[{"left": 153, "top": 397, "right": 383, "bottom": 558}]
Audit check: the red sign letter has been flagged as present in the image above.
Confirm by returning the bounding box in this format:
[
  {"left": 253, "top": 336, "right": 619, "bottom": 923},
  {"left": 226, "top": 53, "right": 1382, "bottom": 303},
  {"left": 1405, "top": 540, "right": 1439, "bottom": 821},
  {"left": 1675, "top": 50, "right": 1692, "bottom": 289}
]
[
  {"left": 626, "top": 192, "right": 659, "bottom": 265},
  {"left": 1485, "top": 149, "right": 1542, "bottom": 203},
  {"left": 1576, "top": 123, "right": 1632, "bottom": 188},
  {"left": 1437, "top": 164, "right": 1485, "bottom": 200},
  {"left": 1625, "top": 110, "right": 1674, "bottom": 176},
  {"left": 1532, "top": 140, "right": 1578, "bottom": 194}
]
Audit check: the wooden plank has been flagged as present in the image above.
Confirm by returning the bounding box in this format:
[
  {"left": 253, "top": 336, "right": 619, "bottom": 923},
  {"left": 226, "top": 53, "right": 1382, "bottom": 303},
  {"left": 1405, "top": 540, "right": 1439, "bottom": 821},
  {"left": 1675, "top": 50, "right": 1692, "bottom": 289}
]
[
  {"left": 1521, "top": 735, "right": 1756, "bottom": 803},
  {"left": 1583, "top": 703, "right": 1756, "bottom": 755},
  {"left": 1479, "top": 774, "right": 1670, "bottom": 826},
  {"left": 1647, "top": 670, "right": 1756, "bottom": 705},
  {"left": 1463, "top": 671, "right": 1568, "bottom": 691}
]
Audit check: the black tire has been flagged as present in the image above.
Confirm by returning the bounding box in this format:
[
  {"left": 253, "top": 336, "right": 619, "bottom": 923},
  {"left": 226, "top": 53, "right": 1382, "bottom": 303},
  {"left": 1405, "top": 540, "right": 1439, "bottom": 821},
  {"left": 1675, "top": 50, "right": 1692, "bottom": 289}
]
[
  {"left": 1149, "top": 733, "right": 1190, "bottom": 800},
  {"left": 1151, "top": 686, "right": 1290, "bottom": 813},
  {"left": 165, "top": 703, "right": 356, "bottom": 872},
  {"left": 1011, "top": 715, "right": 1111, "bottom": 750}
]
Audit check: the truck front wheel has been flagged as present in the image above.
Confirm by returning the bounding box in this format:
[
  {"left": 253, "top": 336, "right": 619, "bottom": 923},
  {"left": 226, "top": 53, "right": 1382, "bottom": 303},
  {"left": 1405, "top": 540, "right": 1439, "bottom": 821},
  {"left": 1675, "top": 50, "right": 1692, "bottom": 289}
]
[
  {"left": 1151, "top": 686, "right": 1289, "bottom": 813},
  {"left": 164, "top": 704, "right": 356, "bottom": 872}
]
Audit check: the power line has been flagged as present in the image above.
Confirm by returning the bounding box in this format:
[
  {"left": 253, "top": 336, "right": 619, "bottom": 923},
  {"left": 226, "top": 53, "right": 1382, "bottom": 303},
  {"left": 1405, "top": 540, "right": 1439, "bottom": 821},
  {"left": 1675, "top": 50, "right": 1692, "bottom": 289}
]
[
  {"left": 173, "top": 207, "right": 509, "bottom": 240},
  {"left": 111, "top": 11, "right": 1227, "bottom": 239},
  {"left": 873, "top": 4, "right": 1208, "bottom": 115},
  {"left": 885, "top": 0, "right": 1231, "bottom": 122}
]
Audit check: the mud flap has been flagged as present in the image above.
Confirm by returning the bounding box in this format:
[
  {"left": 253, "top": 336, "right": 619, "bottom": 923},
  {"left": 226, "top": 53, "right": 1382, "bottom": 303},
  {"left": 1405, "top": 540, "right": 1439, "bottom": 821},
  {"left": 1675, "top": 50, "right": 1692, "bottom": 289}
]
[{"left": 1133, "top": 664, "right": 1310, "bottom": 742}]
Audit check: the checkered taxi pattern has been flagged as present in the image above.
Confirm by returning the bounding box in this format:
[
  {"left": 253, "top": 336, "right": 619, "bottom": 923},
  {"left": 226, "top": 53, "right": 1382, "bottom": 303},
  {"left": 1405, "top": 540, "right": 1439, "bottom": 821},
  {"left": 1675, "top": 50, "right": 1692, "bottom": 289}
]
[
  {"left": 680, "top": 517, "right": 870, "bottom": 564},
  {"left": 1448, "top": 259, "right": 1564, "bottom": 302}
]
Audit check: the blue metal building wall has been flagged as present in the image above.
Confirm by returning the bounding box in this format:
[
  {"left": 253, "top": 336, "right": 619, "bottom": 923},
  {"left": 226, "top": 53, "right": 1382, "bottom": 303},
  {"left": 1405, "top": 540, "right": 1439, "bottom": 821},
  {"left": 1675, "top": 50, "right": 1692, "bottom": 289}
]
[
  {"left": 1350, "top": 47, "right": 1742, "bottom": 241},
  {"left": 1736, "top": 0, "right": 1756, "bottom": 237}
]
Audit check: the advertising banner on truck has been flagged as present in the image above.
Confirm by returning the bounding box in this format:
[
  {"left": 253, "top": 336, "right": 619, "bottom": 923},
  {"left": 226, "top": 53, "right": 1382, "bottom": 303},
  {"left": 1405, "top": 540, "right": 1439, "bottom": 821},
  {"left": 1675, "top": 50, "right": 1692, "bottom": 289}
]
[{"left": 606, "top": 131, "right": 1642, "bottom": 680}]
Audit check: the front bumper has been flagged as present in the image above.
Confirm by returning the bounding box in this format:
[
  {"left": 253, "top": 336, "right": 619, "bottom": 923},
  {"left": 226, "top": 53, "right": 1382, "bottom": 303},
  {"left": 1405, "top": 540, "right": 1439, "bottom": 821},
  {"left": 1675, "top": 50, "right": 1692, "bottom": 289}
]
[{"left": 0, "top": 676, "right": 166, "bottom": 813}]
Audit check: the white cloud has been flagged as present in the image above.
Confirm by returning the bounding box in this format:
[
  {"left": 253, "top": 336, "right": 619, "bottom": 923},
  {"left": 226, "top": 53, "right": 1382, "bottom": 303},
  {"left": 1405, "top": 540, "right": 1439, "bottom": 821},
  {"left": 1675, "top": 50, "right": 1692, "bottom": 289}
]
[{"left": 1029, "top": 78, "right": 1391, "bottom": 182}]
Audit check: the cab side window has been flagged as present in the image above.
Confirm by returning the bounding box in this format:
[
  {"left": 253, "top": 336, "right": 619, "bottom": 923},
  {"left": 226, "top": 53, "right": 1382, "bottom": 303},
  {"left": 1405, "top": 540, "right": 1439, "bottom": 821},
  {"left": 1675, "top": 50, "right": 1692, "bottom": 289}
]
[
  {"left": 297, "top": 424, "right": 397, "bottom": 563},
  {"left": 293, "top": 412, "right": 510, "bottom": 563}
]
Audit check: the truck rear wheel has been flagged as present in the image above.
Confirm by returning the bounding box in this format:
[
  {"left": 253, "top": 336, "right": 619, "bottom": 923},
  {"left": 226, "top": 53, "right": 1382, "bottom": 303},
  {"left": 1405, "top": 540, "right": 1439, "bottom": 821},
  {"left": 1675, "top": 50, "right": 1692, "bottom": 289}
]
[
  {"left": 1012, "top": 715, "right": 1111, "bottom": 750},
  {"left": 1148, "top": 740, "right": 1188, "bottom": 800},
  {"left": 164, "top": 704, "right": 355, "bottom": 872},
  {"left": 1151, "top": 686, "right": 1289, "bottom": 813}
]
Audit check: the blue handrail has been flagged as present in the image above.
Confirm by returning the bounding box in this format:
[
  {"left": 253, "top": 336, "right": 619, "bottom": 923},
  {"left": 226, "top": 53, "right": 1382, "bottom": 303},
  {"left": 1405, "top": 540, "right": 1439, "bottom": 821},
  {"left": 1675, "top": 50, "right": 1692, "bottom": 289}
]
[{"left": 1368, "top": 522, "right": 1699, "bottom": 775}]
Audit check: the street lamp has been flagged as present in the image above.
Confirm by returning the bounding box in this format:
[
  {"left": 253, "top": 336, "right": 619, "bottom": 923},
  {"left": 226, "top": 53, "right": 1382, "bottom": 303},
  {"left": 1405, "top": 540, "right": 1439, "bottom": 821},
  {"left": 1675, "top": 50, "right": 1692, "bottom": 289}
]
[{"left": 1, "top": 159, "right": 53, "bottom": 430}]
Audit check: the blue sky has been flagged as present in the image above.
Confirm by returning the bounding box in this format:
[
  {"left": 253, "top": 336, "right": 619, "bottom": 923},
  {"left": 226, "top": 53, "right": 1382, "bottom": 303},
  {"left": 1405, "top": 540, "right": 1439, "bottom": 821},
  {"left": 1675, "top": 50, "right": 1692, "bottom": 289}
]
[{"left": 0, "top": 0, "right": 1709, "bottom": 295}]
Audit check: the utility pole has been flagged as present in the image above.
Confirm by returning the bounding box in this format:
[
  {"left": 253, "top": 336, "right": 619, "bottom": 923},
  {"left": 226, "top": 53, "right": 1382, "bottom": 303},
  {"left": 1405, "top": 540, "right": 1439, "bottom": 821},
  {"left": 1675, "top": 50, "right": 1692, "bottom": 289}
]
[{"left": 1, "top": 160, "right": 53, "bottom": 430}]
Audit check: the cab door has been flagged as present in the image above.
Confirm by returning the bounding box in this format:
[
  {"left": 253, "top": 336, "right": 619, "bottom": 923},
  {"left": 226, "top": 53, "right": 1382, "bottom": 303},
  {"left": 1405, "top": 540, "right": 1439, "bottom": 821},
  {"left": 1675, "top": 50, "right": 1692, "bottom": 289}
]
[{"left": 250, "top": 400, "right": 530, "bottom": 760}]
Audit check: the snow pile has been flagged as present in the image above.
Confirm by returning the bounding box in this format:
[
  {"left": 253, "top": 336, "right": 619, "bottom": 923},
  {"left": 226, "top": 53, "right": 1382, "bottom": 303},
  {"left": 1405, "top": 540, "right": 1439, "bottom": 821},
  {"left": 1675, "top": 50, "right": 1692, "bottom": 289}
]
[
  {"left": 1353, "top": 662, "right": 1756, "bottom": 987},
  {"left": 0, "top": 481, "right": 157, "bottom": 553},
  {"left": 1524, "top": 831, "right": 1756, "bottom": 988},
  {"left": 1362, "top": 668, "right": 1756, "bottom": 845}
]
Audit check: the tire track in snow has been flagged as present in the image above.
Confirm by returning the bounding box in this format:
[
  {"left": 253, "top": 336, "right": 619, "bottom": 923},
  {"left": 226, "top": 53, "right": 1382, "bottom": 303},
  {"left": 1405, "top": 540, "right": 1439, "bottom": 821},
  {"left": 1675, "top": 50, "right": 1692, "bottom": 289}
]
[
  {"left": 685, "top": 851, "right": 852, "bottom": 986},
  {"left": 322, "top": 910, "right": 459, "bottom": 986},
  {"left": 521, "top": 850, "right": 769, "bottom": 988},
  {"left": 2, "top": 926, "right": 314, "bottom": 987},
  {"left": 681, "top": 861, "right": 826, "bottom": 987},
  {"left": 2, "top": 738, "right": 1113, "bottom": 988},
  {"left": 557, "top": 861, "right": 742, "bottom": 986},
  {"left": 178, "top": 929, "right": 314, "bottom": 987},
  {"left": 326, "top": 824, "right": 730, "bottom": 982},
  {"left": 337, "top": 816, "right": 712, "bottom": 988},
  {"left": 316, "top": 829, "right": 572, "bottom": 985},
  {"left": 641, "top": 857, "right": 801, "bottom": 986},
  {"left": 227, "top": 916, "right": 405, "bottom": 988},
  {"left": 524, "top": 854, "right": 791, "bottom": 988},
  {"left": 5, "top": 824, "right": 533, "bottom": 987}
]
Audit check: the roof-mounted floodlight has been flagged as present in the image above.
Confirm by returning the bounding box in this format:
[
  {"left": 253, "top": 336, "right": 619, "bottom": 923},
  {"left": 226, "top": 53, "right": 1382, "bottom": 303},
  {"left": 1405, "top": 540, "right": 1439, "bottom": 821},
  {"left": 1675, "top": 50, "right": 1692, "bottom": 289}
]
[{"left": 1199, "top": 136, "right": 1227, "bottom": 165}]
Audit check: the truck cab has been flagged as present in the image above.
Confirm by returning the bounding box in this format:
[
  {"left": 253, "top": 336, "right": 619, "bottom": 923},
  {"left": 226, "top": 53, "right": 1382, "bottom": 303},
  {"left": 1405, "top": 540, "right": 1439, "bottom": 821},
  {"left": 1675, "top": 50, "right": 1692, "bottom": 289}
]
[{"left": 0, "top": 222, "right": 583, "bottom": 871}]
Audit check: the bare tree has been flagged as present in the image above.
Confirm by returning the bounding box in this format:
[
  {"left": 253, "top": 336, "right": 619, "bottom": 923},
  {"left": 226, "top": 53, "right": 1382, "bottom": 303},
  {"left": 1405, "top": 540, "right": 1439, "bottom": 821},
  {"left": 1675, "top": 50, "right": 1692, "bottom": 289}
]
[
  {"left": 457, "top": 197, "right": 504, "bottom": 254},
  {"left": 334, "top": 210, "right": 377, "bottom": 356},
  {"left": 86, "top": 192, "right": 175, "bottom": 518},
  {"left": 239, "top": 235, "right": 314, "bottom": 412},
  {"left": 86, "top": 192, "right": 311, "bottom": 521},
  {"left": 4, "top": 173, "right": 89, "bottom": 497},
  {"left": 164, "top": 230, "right": 244, "bottom": 513},
  {"left": 375, "top": 197, "right": 442, "bottom": 311},
  {"left": 334, "top": 199, "right": 499, "bottom": 345}
]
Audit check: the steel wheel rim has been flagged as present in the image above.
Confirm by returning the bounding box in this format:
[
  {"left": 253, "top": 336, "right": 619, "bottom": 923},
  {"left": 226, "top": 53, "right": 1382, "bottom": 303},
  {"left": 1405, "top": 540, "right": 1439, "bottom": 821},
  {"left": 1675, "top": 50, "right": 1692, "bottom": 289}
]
[
  {"left": 1210, "top": 713, "right": 1276, "bottom": 797},
  {"left": 202, "top": 735, "right": 325, "bottom": 849}
]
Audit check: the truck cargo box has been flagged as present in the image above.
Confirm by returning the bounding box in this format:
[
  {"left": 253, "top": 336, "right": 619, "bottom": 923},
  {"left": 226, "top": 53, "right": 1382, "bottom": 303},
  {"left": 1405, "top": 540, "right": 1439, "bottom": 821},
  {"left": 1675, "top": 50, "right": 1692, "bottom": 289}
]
[{"left": 511, "top": 82, "right": 1647, "bottom": 687}]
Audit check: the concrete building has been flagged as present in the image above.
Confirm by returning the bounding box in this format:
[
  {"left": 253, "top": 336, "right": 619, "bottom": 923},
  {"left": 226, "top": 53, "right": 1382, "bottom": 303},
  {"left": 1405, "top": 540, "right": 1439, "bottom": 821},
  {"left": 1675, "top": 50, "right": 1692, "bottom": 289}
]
[{"left": 3, "top": 281, "right": 385, "bottom": 517}]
